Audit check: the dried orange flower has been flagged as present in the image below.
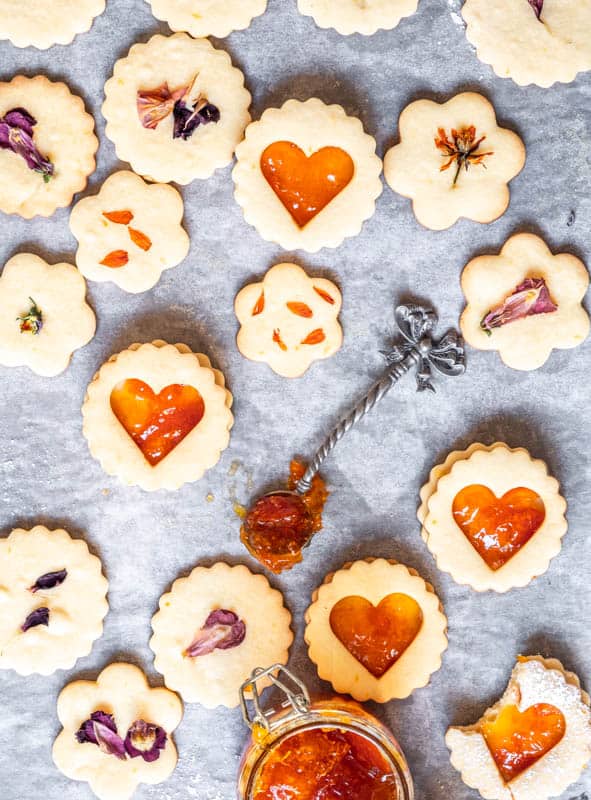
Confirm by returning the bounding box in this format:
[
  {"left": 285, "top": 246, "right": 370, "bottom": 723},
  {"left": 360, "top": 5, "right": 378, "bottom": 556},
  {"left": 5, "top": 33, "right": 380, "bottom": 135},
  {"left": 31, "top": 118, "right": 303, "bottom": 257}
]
[{"left": 435, "top": 126, "right": 493, "bottom": 186}]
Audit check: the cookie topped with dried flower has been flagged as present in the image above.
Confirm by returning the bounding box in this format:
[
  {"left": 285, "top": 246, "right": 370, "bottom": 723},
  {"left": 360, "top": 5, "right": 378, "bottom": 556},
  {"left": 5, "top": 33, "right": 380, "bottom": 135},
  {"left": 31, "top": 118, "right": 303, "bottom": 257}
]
[
  {"left": 0, "top": 0, "right": 105, "bottom": 49},
  {"left": 460, "top": 233, "right": 590, "bottom": 370},
  {"left": 147, "top": 0, "right": 267, "bottom": 38},
  {"left": 103, "top": 33, "right": 251, "bottom": 185},
  {"left": 384, "top": 92, "right": 525, "bottom": 230}
]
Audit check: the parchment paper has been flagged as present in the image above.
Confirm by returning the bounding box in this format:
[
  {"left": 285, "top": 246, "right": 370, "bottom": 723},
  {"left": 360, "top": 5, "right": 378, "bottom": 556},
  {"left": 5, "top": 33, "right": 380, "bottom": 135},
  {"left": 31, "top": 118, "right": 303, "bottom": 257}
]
[{"left": 1, "top": 1, "right": 590, "bottom": 798}]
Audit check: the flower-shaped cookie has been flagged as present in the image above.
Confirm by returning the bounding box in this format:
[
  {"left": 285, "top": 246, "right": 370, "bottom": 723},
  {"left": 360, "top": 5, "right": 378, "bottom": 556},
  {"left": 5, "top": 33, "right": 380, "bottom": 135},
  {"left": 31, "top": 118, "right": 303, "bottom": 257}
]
[
  {"left": 151, "top": 562, "right": 293, "bottom": 708},
  {"left": 103, "top": 33, "right": 251, "bottom": 185},
  {"left": 233, "top": 98, "right": 383, "bottom": 252},
  {"left": 463, "top": 0, "right": 591, "bottom": 88},
  {"left": 0, "top": 0, "right": 105, "bottom": 49},
  {"left": 0, "top": 253, "right": 96, "bottom": 377},
  {"left": 460, "top": 233, "right": 590, "bottom": 371},
  {"left": 82, "top": 341, "right": 233, "bottom": 491},
  {"left": 70, "top": 171, "right": 190, "bottom": 294},
  {"left": 384, "top": 92, "right": 525, "bottom": 230},
  {"left": 305, "top": 559, "right": 448, "bottom": 703},
  {"left": 297, "top": 0, "right": 419, "bottom": 36},
  {"left": 53, "top": 662, "right": 183, "bottom": 800},
  {"left": 0, "top": 526, "right": 108, "bottom": 676},
  {"left": 235, "top": 263, "right": 343, "bottom": 378},
  {"left": 421, "top": 443, "right": 567, "bottom": 592},
  {"left": 147, "top": 0, "right": 267, "bottom": 38},
  {"left": 0, "top": 76, "right": 97, "bottom": 218},
  {"left": 447, "top": 656, "right": 591, "bottom": 800}
]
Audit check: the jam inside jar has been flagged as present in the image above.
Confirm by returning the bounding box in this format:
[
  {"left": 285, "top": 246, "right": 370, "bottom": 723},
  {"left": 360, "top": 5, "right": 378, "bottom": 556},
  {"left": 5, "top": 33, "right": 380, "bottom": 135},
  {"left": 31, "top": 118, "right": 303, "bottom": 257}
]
[{"left": 238, "top": 666, "right": 413, "bottom": 800}]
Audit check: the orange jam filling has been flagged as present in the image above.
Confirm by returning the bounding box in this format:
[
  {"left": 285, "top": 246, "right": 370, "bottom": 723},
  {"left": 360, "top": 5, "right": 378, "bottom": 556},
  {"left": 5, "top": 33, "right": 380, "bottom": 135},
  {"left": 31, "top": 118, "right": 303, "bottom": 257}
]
[
  {"left": 452, "top": 485, "right": 545, "bottom": 570},
  {"left": 482, "top": 703, "right": 566, "bottom": 783},
  {"left": 110, "top": 379, "right": 205, "bottom": 466},
  {"left": 252, "top": 727, "right": 398, "bottom": 800},
  {"left": 260, "top": 141, "right": 354, "bottom": 228},
  {"left": 330, "top": 594, "right": 423, "bottom": 678}
]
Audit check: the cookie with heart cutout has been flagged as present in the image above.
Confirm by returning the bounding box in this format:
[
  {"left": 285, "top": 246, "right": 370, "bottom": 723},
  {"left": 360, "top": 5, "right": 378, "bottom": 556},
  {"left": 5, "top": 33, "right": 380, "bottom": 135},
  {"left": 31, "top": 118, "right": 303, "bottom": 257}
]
[
  {"left": 147, "top": 0, "right": 267, "bottom": 38},
  {"left": 297, "top": 0, "right": 419, "bottom": 36},
  {"left": 0, "top": 75, "right": 97, "bottom": 218},
  {"left": 422, "top": 443, "right": 567, "bottom": 592},
  {"left": 462, "top": 0, "right": 591, "bottom": 88},
  {"left": 103, "top": 33, "right": 251, "bottom": 185},
  {"left": 0, "top": 525, "right": 108, "bottom": 676},
  {"left": 0, "top": 253, "right": 96, "bottom": 377},
  {"left": 446, "top": 656, "right": 591, "bottom": 800},
  {"left": 53, "top": 662, "right": 183, "bottom": 800},
  {"left": 81, "top": 341, "right": 233, "bottom": 491},
  {"left": 0, "top": 0, "right": 105, "bottom": 49},
  {"left": 70, "top": 171, "right": 190, "bottom": 294},
  {"left": 305, "top": 558, "right": 448, "bottom": 703},
  {"left": 233, "top": 98, "right": 383, "bottom": 252},
  {"left": 460, "top": 233, "right": 590, "bottom": 371},
  {"left": 150, "top": 562, "right": 293, "bottom": 708}
]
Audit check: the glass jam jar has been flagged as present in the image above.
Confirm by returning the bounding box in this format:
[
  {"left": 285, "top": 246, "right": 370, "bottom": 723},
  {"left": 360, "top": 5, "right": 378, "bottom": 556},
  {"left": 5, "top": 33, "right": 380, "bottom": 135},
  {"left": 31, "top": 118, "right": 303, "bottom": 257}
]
[{"left": 237, "top": 664, "right": 414, "bottom": 800}]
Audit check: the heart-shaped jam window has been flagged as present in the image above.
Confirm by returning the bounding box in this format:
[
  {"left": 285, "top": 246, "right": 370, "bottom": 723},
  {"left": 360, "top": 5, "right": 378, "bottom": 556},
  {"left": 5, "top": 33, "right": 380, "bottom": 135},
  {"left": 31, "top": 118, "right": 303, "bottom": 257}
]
[
  {"left": 260, "top": 141, "right": 355, "bottom": 228},
  {"left": 110, "top": 379, "right": 205, "bottom": 466},
  {"left": 482, "top": 702, "right": 566, "bottom": 783},
  {"left": 452, "top": 485, "right": 545, "bottom": 571},
  {"left": 329, "top": 593, "right": 423, "bottom": 678}
]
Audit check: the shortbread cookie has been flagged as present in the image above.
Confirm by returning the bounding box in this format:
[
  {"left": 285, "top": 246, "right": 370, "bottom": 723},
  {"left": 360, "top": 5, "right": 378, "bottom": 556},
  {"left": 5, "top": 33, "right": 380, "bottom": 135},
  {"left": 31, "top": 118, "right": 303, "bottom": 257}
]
[
  {"left": 0, "top": 0, "right": 105, "bottom": 49},
  {"left": 460, "top": 233, "right": 590, "bottom": 371},
  {"left": 53, "top": 662, "right": 183, "bottom": 800},
  {"left": 297, "top": 0, "right": 419, "bottom": 36},
  {"left": 463, "top": 0, "right": 591, "bottom": 88},
  {"left": 150, "top": 562, "right": 293, "bottom": 708},
  {"left": 0, "top": 526, "right": 108, "bottom": 676},
  {"left": 422, "top": 443, "right": 567, "bottom": 592},
  {"left": 0, "top": 253, "right": 96, "bottom": 376},
  {"left": 235, "top": 262, "right": 343, "bottom": 378},
  {"left": 447, "top": 656, "right": 591, "bottom": 800},
  {"left": 305, "top": 558, "right": 447, "bottom": 702},
  {"left": 233, "top": 98, "right": 383, "bottom": 252},
  {"left": 0, "top": 76, "right": 97, "bottom": 218},
  {"left": 147, "top": 0, "right": 267, "bottom": 38},
  {"left": 82, "top": 341, "right": 233, "bottom": 491},
  {"left": 384, "top": 92, "right": 524, "bottom": 230},
  {"left": 70, "top": 171, "right": 190, "bottom": 294},
  {"left": 103, "top": 33, "right": 251, "bottom": 185}
]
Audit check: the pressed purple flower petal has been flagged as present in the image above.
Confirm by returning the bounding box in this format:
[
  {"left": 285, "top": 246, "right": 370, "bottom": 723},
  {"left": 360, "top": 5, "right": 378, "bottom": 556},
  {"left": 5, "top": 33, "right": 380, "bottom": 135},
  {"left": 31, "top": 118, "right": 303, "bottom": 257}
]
[
  {"left": 184, "top": 609, "right": 246, "bottom": 658},
  {"left": 4, "top": 108, "right": 36, "bottom": 136},
  {"left": 125, "top": 719, "right": 167, "bottom": 762},
  {"left": 21, "top": 607, "right": 49, "bottom": 632},
  {"left": 527, "top": 0, "right": 543, "bottom": 19},
  {"left": 480, "top": 277, "right": 557, "bottom": 334},
  {"left": 76, "top": 711, "right": 117, "bottom": 744},
  {"left": 30, "top": 569, "right": 67, "bottom": 593},
  {"left": 0, "top": 107, "right": 53, "bottom": 180},
  {"left": 76, "top": 711, "right": 126, "bottom": 760},
  {"left": 172, "top": 99, "right": 220, "bottom": 141}
]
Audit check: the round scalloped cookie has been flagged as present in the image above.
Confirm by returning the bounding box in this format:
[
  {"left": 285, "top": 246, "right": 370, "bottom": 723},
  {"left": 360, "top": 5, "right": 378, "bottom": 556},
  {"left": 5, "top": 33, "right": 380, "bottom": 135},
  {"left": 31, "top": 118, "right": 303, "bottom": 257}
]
[
  {"left": 70, "top": 171, "right": 190, "bottom": 294},
  {"left": 0, "top": 0, "right": 105, "bottom": 49},
  {"left": 102, "top": 33, "right": 251, "bottom": 185},
  {"left": 0, "top": 253, "right": 96, "bottom": 377},
  {"left": 233, "top": 98, "right": 383, "bottom": 252},
  {"left": 147, "top": 0, "right": 268, "bottom": 38},
  {"left": 297, "top": 0, "right": 419, "bottom": 36},
  {"left": 0, "top": 526, "right": 108, "bottom": 676},
  {"left": 82, "top": 341, "right": 233, "bottom": 491},
  {"left": 0, "top": 76, "right": 97, "bottom": 218},
  {"left": 150, "top": 562, "right": 293, "bottom": 708},
  {"left": 462, "top": 0, "right": 591, "bottom": 87},
  {"left": 53, "top": 663, "right": 183, "bottom": 800}
]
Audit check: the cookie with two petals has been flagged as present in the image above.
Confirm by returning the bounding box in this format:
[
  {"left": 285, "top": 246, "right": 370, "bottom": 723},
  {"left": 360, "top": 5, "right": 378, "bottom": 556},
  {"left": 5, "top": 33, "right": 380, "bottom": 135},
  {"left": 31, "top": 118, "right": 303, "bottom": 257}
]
[
  {"left": 82, "top": 341, "right": 233, "bottom": 491},
  {"left": 0, "top": 526, "right": 108, "bottom": 676},
  {"left": 447, "top": 656, "right": 591, "bottom": 800},
  {"left": 297, "top": 0, "right": 419, "bottom": 36},
  {"left": 147, "top": 0, "right": 267, "bottom": 38},
  {"left": 53, "top": 662, "right": 182, "bottom": 800}
]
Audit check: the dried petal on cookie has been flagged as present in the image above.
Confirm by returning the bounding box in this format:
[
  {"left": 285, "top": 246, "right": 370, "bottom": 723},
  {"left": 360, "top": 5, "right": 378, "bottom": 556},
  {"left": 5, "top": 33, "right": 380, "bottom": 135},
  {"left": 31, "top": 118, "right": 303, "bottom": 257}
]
[
  {"left": 273, "top": 329, "right": 288, "bottom": 351},
  {"left": 137, "top": 82, "right": 190, "bottom": 130},
  {"left": 172, "top": 97, "right": 220, "bottom": 141},
  {"left": 124, "top": 719, "right": 167, "bottom": 762},
  {"left": 480, "top": 278, "right": 557, "bottom": 335},
  {"left": 100, "top": 250, "right": 129, "bottom": 268},
  {"left": 128, "top": 227, "right": 152, "bottom": 251},
  {"left": 252, "top": 291, "right": 265, "bottom": 315},
  {"left": 314, "top": 286, "right": 335, "bottom": 304},
  {"left": 76, "top": 711, "right": 127, "bottom": 760},
  {"left": 30, "top": 569, "right": 67, "bottom": 592},
  {"left": 103, "top": 209, "right": 134, "bottom": 224},
  {"left": 0, "top": 107, "right": 54, "bottom": 181},
  {"left": 287, "top": 301, "right": 313, "bottom": 318},
  {"left": 184, "top": 609, "right": 246, "bottom": 657},
  {"left": 21, "top": 606, "right": 49, "bottom": 631},
  {"left": 301, "top": 328, "right": 326, "bottom": 345},
  {"left": 434, "top": 126, "right": 493, "bottom": 186},
  {"left": 527, "top": 0, "right": 544, "bottom": 18},
  {"left": 17, "top": 296, "right": 43, "bottom": 335}
]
